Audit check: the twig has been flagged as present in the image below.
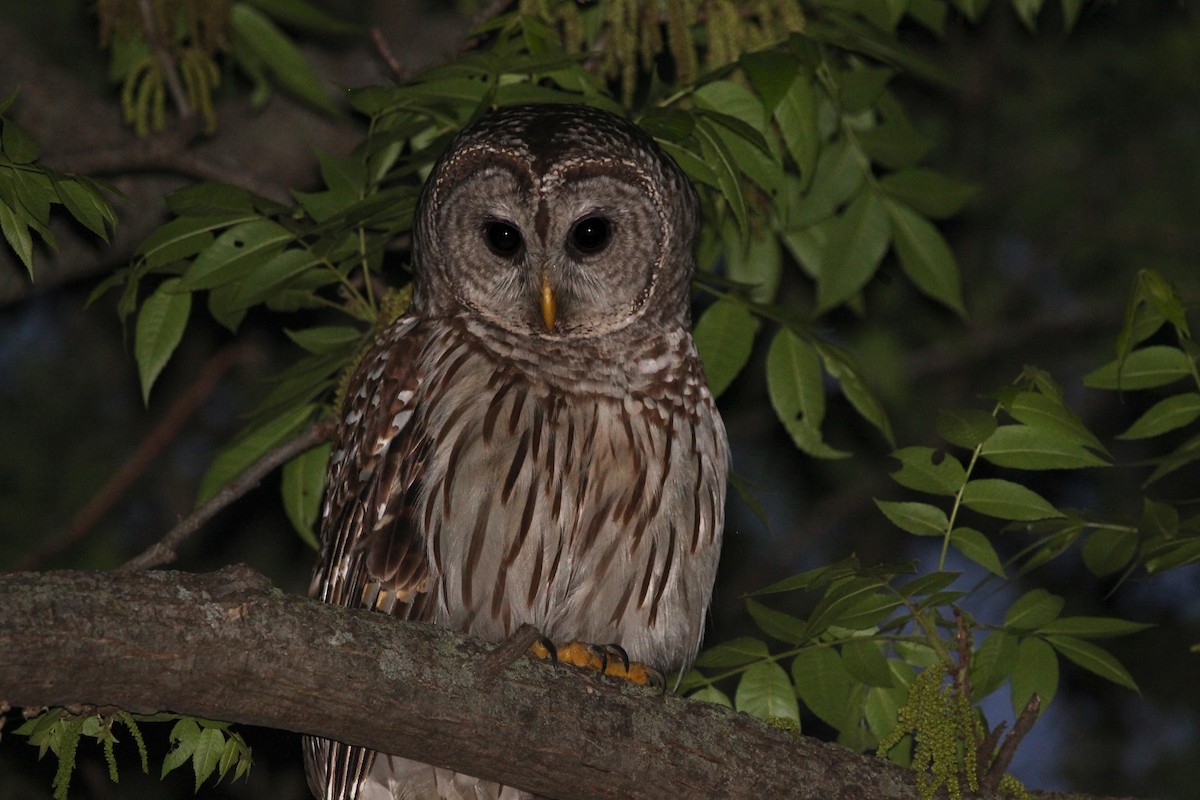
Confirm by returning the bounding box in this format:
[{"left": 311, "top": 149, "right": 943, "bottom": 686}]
[
  {"left": 137, "top": 0, "right": 192, "bottom": 121},
  {"left": 982, "top": 693, "right": 1041, "bottom": 792},
  {"left": 370, "top": 28, "right": 406, "bottom": 80},
  {"left": 50, "top": 130, "right": 291, "bottom": 204},
  {"left": 477, "top": 624, "right": 545, "bottom": 680},
  {"left": 120, "top": 417, "right": 335, "bottom": 571},
  {"left": 17, "top": 346, "right": 243, "bottom": 570}
]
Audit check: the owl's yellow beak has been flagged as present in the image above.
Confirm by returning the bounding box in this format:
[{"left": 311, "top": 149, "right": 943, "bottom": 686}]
[{"left": 539, "top": 272, "right": 557, "bottom": 331}]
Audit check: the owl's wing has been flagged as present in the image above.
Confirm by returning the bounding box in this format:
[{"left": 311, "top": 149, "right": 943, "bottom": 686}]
[{"left": 305, "top": 315, "right": 434, "bottom": 800}]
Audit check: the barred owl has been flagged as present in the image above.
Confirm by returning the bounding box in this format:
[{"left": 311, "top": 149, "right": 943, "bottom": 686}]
[{"left": 304, "top": 104, "right": 729, "bottom": 800}]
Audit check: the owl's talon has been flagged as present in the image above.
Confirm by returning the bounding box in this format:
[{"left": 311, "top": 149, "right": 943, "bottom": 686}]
[{"left": 529, "top": 639, "right": 660, "bottom": 688}]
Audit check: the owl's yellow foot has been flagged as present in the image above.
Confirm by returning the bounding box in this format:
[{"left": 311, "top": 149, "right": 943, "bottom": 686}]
[{"left": 530, "top": 639, "right": 664, "bottom": 689}]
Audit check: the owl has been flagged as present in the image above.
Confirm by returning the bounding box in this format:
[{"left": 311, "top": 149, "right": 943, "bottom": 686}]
[{"left": 304, "top": 104, "right": 729, "bottom": 800}]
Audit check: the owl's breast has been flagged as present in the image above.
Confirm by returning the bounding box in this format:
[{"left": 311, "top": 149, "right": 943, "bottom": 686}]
[{"left": 413, "top": 322, "right": 727, "bottom": 671}]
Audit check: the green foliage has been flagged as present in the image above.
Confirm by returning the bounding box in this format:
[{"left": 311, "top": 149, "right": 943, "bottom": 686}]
[
  {"left": 98, "top": 0, "right": 348, "bottom": 134},
  {"left": 0, "top": 91, "right": 118, "bottom": 277},
  {"left": 14, "top": 709, "right": 249, "bottom": 799},
  {"left": 685, "top": 268, "right": 1200, "bottom": 791}
]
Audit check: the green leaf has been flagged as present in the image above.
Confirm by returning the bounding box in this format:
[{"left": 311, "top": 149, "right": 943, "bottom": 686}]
[
  {"left": 840, "top": 639, "right": 894, "bottom": 687},
  {"left": 693, "top": 117, "right": 748, "bottom": 233},
  {"left": 1012, "top": 0, "right": 1044, "bottom": 31},
  {"left": 875, "top": 500, "right": 948, "bottom": 537},
  {"left": 196, "top": 404, "right": 316, "bottom": 504},
  {"left": 693, "top": 299, "right": 760, "bottom": 399},
  {"left": 1004, "top": 589, "right": 1065, "bottom": 630},
  {"left": 162, "top": 719, "right": 200, "bottom": 778},
  {"left": 694, "top": 637, "right": 770, "bottom": 668},
  {"left": 688, "top": 686, "right": 732, "bottom": 707},
  {"left": 1037, "top": 616, "right": 1152, "bottom": 639},
  {"left": 2, "top": 116, "right": 39, "bottom": 163},
  {"left": 179, "top": 219, "right": 293, "bottom": 291},
  {"left": 970, "top": 630, "right": 1018, "bottom": 698},
  {"left": 1084, "top": 345, "right": 1193, "bottom": 391},
  {"left": 694, "top": 82, "right": 769, "bottom": 133},
  {"left": 774, "top": 75, "right": 820, "bottom": 188},
  {"left": 814, "top": 341, "right": 894, "bottom": 445},
  {"left": 54, "top": 178, "right": 114, "bottom": 241},
  {"left": 1118, "top": 393, "right": 1200, "bottom": 440},
  {"left": 736, "top": 661, "right": 800, "bottom": 724},
  {"left": 135, "top": 279, "right": 192, "bottom": 404},
  {"left": 1081, "top": 528, "right": 1137, "bottom": 577},
  {"left": 787, "top": 138, "right": 865, "bottom": 228},
  {"left": 723, "top": 224, "right": 782, "bottom": 303},
  {"left": 804, "top": 577, "right": 890, "bottom": 639},
  {"left": 1011, "top": 636, "right": 1058, "bottom": 715},
  {"left": 1143, "top": 432, "right": 1200, "bottom": 487},
  {"left": 767, "top": 329, "right": 848, "bottom": 458},
  {"left": 961, "top": 479, "right": 1062, "bottom": 521},
  {"left": 814, "top": 188, "right": 891, "bottom": 313},
  {"left": 167, "top": 182, "right": 265, "bottom": 216},
  {"left": 741, "top": 49, "right": 801, "bottom": 113},
  {"left": 889, "top": 446, "right": 966, "bottom": 495},
  {"left": 242, "top": 0, "right": 362, "bottom": 35},
  {"left": 1006, "top": 390, "right": 1106, "bottom": 454},
  {"left": 0, "top": 198, "right": 33, "bottom": 274},
  {"left": 192, "top": 727, "right": 225, "bottom": 791},
  {"left": 285, "top": 325, "right": 363, "bottom": 355},
  {"left": 950, "top": 527, "right": 1006, "bottom": 577},
  {"left": 979, "top": 425, "right": 1109, "bottom": 470},
  {"left": 837, "top": 592, "right": 904, "bottom": 630},
  {"left": 878, "top": 168, "right": 978, "bottom": 219},
  {"left": 135, "top": 215, "right": 238, "bottom": 269},
  {"left": 936, "top": 408, "right": 997, "bottom": 449},
  {"left": 885, "top": 199, "right": 965, "bottom": 315},
  {"left": 865, "top": 666, "right": 913, "bottom": 741},
  {"left": 230, "top": 4, "right": 339, "bottom": 114},
  {"left": 746, "top": 598, "right": 809, "bottom": 645},
  {"left": 1143, "top": 537, "right": 1200, "bottom": 574},
  {"left": 1045, "top": 635, "right": 1139, "bottom": 691},
  {"left": 230, "top": 247, "right": 323, "bottom": 309},
  {"left": 837, "top": 66, "right": 895, "bottom": 113},
  {"left": 793, "top": 647, "right": 856, "bottom": 730},
  {"left": 281, "top": 443, "right": 330, "bottom": 549}
]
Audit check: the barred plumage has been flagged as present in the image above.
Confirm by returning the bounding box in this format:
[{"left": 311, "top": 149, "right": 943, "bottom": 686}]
[{"left": 305, "top": 104, "right": 728, "bottom": 800}]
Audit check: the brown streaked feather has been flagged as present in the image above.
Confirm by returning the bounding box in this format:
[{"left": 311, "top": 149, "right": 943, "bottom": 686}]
[{"left": 304, "top": 315, "right": 434, "bottom": 800}]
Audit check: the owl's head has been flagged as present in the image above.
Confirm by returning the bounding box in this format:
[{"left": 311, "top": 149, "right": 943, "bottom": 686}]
[{"left": 411, "top": 104, "right": 699, "bottom": 338}]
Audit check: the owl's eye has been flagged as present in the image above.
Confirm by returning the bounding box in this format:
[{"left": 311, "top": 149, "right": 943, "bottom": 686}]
[
  {"left": 484, "top": 221, "right": 523, "bottom": 257},
  {"left": 570, "top": 216, "right": 611, "bottom": 255}
]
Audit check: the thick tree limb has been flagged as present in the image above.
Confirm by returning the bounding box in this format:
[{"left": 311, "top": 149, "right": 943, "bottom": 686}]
[{"left": 0, "top": 567, "right": 1134, "bottom": 800}]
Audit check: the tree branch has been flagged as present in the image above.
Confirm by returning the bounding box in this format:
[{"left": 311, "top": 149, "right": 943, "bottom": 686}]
[
  {"left": 0, "top": 567, "right": 1135, "bottom": 800},
  {"left": 120, "top": 420, "right": 334, "bottom": 571}
]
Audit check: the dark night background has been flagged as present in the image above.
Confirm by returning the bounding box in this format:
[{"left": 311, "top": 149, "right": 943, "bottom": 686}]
[{"left": 2, "top": 2, "right": 1198, "bottom": 798}]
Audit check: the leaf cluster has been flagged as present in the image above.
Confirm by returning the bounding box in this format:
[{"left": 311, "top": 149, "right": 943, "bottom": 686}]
[
  {"left": 0, "top": 92, "right": 118, "bottom": 277},
  {"left": 14, "top": 708, "right": 250, "bottom": 799},
  {"left": 100, "top": 0, "right": 350, "bottom": 134}
]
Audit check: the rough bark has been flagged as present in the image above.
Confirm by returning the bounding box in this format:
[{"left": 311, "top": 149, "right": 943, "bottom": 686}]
[{"left": 0, "top": 566, "right": 1134, "bottom": 800}]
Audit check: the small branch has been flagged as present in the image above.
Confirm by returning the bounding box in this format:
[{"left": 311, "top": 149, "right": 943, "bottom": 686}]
[
  {"left": 120, "top": 418, "right": 335, "bottom": 571},
  {"left": 137, "top": 0, "right": 192, "bottom": 121},
  {"left": 370, "top": 28, "right": 406, "bottom": 80},
  {"left": 49, "top": 130, "right": 291, "bottom": 204},
  {"left": 18, "top": 347, "right": 243, "bottom": 570},
  {"left": 983, "top": 693, "right": 1042, "bottom": 791},
  {"left": 477, "top": 623, "right": 545, "bottom": 680}
]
